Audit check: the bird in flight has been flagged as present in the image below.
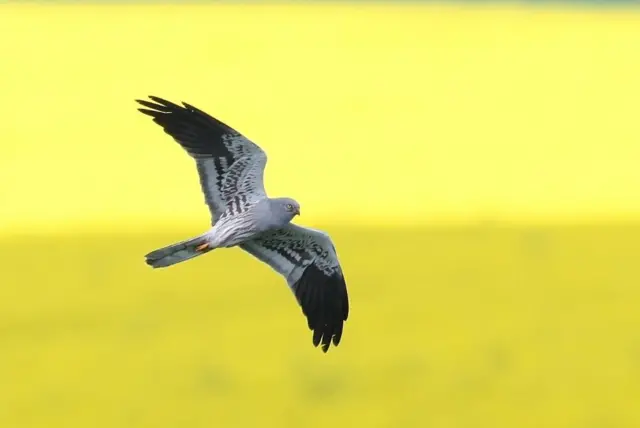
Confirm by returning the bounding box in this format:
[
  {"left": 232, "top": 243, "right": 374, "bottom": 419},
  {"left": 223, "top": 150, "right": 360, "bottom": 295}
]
[{"left": 135, "top": 96, "right": 349, "bottom": 352}]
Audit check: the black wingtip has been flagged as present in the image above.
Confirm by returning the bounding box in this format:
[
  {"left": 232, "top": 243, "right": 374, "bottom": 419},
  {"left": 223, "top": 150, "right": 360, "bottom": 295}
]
[
  {"left": 181, "top": 101, "right": 201, "bottom": 112},
  {"left": 135, "top": 96, "right": 157, "bottom": 105},
  {"left": 147, "top": 95, "right": 171, "bottom": 105},
  {"left": 293, "top": 264, "right": 349, "bottom": 353},
  {"left": 312, "top": 335, "right": 331, "bottom": 353},
  {"left": 137, "top": 107, "right": 158, "bottom": 116}
]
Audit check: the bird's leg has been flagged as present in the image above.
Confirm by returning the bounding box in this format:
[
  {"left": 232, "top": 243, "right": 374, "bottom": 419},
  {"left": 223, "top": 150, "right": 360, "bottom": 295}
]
[{"left": 195, "top": 243, "right": 210, "bottom": 252}]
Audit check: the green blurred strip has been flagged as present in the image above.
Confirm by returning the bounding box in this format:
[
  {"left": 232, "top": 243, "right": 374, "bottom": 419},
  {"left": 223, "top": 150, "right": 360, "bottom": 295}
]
[{"left": 1, "top": 0, "right": 640, "bottom": 5}]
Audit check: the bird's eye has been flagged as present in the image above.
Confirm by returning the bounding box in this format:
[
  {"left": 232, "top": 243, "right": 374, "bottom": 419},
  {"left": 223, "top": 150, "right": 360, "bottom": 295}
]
[{"left": 286, "top": 204, "right": 293, "bottom": 211}]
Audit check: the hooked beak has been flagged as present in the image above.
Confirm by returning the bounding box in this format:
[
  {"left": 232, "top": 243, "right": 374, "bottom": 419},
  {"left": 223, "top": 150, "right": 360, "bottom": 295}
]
[{"left": 294, "top": 207, "right": 301, "bottom": 216}]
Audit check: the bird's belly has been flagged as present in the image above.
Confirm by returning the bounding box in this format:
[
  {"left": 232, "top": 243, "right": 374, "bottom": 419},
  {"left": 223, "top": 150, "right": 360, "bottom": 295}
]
[{"left": 210, "top": 218, "right": 260, "bottom": 248}]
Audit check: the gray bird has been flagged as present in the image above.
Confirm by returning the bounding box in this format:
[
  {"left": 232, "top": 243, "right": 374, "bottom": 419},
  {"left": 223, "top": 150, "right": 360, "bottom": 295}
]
[{"left": 136, "top": 96, "right": 349, "bottom": 352}]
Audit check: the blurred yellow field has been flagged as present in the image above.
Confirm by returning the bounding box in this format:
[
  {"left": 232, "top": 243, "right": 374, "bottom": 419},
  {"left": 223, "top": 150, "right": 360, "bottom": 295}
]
[{"left": 2, "top": 224, "right": 640, "bottom": 427}]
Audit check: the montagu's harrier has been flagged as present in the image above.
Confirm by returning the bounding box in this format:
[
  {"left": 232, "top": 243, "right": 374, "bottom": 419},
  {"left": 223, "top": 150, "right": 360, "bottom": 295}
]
[{"left": 136, "top": 96, "right": 349, "bottom": 352}]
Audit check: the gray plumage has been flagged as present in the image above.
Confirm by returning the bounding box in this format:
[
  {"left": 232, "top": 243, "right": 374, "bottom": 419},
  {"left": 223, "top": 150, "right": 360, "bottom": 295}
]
[{"left": 136, "top": 96, "right": 349, "bottom": 352}]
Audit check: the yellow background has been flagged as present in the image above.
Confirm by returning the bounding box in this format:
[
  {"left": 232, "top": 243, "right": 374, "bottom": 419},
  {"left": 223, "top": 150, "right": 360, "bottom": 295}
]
[
  {"left": 2, "top": 4, "right": 640, "bottom": 232},
  {"left": 2, "top": 3, "right": 640, "bottom": 428}
]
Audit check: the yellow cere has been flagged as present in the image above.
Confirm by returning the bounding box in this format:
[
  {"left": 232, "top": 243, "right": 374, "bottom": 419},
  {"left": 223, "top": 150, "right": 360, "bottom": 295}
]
[{"left": 1, "top": 3, "right": 640, "bottom": 428}]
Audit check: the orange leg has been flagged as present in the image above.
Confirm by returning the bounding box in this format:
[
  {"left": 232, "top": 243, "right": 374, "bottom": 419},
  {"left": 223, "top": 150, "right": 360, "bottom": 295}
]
[{"left": 195, "top": 243, "right": 209, "bottom": 252}]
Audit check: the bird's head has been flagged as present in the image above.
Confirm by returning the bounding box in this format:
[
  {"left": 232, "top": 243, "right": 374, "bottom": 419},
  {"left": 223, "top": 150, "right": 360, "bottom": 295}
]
[{"left": 271, "top": 197, "right": 301, "bottom": 223}]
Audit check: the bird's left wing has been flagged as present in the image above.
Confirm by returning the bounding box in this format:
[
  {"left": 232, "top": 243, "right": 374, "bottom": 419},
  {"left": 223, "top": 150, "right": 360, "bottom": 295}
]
[
  {"left": 240, "top": 224, "right": 350, "bottom": 353},
  {"left": 136, "top": 96, "right": 267, "bottom": 224}
]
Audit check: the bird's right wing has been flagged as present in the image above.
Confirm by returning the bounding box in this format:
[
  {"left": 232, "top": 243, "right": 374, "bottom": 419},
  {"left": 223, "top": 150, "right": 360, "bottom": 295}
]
[
  {"left": 239, "top": 224, "right": 350, "bottom": 353},
  {"left": 136, "top": 96, "right": 267, "bottom": 223}
]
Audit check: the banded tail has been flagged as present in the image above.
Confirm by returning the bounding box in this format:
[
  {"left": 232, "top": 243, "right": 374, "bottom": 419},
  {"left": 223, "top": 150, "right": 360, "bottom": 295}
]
[{"left": 145, "top": 233, "right": 213, "bottom": 268}]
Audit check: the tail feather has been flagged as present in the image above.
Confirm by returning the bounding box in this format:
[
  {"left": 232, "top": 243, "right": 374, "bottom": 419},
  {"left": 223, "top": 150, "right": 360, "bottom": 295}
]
[{"left": 145, "top": 234, "right": 213, "bottom": 268}]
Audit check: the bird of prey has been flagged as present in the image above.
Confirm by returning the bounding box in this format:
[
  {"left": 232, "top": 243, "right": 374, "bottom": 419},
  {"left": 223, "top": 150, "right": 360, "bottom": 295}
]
[{"left": 135, "top": 96, "right": 349, "bottom": 352}]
